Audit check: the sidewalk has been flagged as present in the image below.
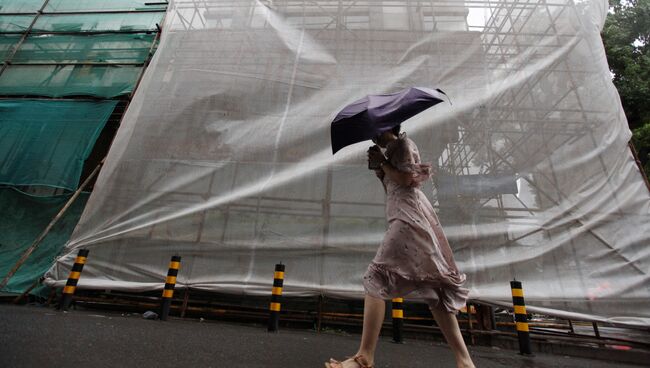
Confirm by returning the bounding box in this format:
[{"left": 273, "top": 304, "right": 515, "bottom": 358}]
[{"left": 0, "top": 304, "right": 644, "bottom": 368}]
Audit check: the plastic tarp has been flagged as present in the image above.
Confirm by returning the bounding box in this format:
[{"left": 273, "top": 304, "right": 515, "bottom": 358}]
[
  {"left": 0, "top": 34, "right": 19, "bottom": 60},
  {"left": 12, "top": 34, "right": 156, "bottom": 64},
  {"left": 45, "top": 0, "right": 167, "bottom": 12},
  {"left": 0, "top": 188, "right": 89, "bottom": 294},
  {"left": 0, "top": 15, "right": 34, "bottom": 32},
  {"left": 45, "top": 0, "right": 650, "bottom": 326},
  {"left": 0, "top": 0, "right": 43, "bottom": 13},
  {"left": 0, "top": 0, "right": 167, "bottom": 14},
  {"left": 0, "top": 65, "right": 142, "bottom": 97},
  {"left": 32, "top": 13, "right": 162, "bottom": 33},
  {"left": 0, "top": 100, "right": 117, "bottom": 190}
]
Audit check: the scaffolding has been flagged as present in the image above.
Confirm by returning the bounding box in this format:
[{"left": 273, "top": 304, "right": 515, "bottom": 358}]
[
  {"left": 0, "top": 0, "right": 166, "bottom": 192},
  {"left": 0, "top": 0, "right": 166, "bottom": 293},
  {"left": 21, "top": 0, "right": 649, "bottom": 325}
]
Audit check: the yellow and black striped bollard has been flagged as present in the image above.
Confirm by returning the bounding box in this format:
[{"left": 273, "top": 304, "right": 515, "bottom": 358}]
[
  {"left": 268, "top": 263, "right": 285, "bottom": 332},
  {"left": 510, "top": 280, "right": 532, "bottom": 355},
  {"left": 160, "top": 255, "right": 181, "bottom": 321},
  {"left": 60, "top": 249, "right": 89, "bottom": 311},
  {"left": 391, "top": 297, "right": 404, "bottom": 343}
]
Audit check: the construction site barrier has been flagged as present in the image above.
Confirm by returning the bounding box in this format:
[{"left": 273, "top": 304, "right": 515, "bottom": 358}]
[
  {"left": 60, "top": 249, "right": 89, "bottom": 311},
  {"left": 511, "top": 280, "right": 533, "bottom": 355},
  {"left": 268, "top": 263, "right": 285, "bottom": 332},
  {"left": 160, "top": 255, "right": 181, "bottom": 321},
  {"left": 392, "top": 297, "right": 404, "bottom": 343}
]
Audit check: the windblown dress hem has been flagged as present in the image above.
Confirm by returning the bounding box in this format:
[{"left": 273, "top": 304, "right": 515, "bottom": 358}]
[
  {"left": 363, "top": 259, "right": 469, "bottom": 314},
  {"left": 362, "top": 134, "right": 469, "bottom": 314}
]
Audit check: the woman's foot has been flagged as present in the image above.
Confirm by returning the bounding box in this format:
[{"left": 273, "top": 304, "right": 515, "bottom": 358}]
[
  {"left": 325, "top": 354, "right": 373, "bottom": 368},
  {"left": 456, "top": 355, "right": 476, "bottom": 368}
]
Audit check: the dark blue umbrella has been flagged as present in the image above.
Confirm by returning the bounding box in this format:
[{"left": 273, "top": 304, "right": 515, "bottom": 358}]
[{"left": 331, "top": 87, "right": 448, "bottom": 154}]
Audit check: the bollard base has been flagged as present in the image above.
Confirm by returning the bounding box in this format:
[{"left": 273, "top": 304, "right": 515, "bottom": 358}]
[
  {"left": 160, "top": 298, "right": 171, "bottom": 321},
  {"left": 268, "top": 308, "right": 280, "bottom": 332},
  {"left": 517, "top": 331, "right": 533, "bottom": 356},
  {"left": 60, "top": 293, "right": 73, "bottom": 311},
  {"left": 392, "top": 317, "right": 404, "bottom": 345}
]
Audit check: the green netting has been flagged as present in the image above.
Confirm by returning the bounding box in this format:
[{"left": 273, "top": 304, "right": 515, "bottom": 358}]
[
  {"left": 0, "top": 100, "right": 117, "bottom": 190},
  {"left": 32, "top": 13, "right": 162, "bottom": 33},
  {"left": 45, "top": 0, "right": 166, "bottom": 12},
  {"left": 0, "top": 34, "right": 18, "bottom": 60},
  {"left": 0, "top": 65, "right": 141, "bottom": 97},
  {"left": 0, "top": 187, "right": 89, "bottom": 295},
  {"left": 12, "top": 34, "right": 156, "bottom": 63},
  {"left": 0, "top": 0, "right": 43, "bottom": 14},
  {"left": 0, "top": 15, "right": 34, "bottom": 32}
]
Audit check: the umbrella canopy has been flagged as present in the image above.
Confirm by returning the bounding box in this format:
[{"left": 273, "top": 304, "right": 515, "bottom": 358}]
[{"left": 330, "top": 87, "right": 448, "bottom": 154}]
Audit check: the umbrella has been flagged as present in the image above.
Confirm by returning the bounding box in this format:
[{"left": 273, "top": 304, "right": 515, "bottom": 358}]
[{"left": 330, "top": 87, "right": 448, "bottom": 154}]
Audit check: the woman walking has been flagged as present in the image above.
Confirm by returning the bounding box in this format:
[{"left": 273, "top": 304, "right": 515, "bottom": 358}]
[{"left": 325, "top": 126, "right": 475, "bottom": 368}]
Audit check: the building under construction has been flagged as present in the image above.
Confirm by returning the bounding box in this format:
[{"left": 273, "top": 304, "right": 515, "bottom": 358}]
[{"left": 1, "top": 0, "right": 649, "bottom": 356}]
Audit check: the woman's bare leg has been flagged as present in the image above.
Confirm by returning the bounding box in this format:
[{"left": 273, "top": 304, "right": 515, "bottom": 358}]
[
  {"left": 355, "top": 294, "right": 385, "bottom": 365},
  {"left": 431, "top": 305, "right": 475, "bottom": 368},
  {"left": 332, "top": 294, "right": 385, "bottom": 367}
]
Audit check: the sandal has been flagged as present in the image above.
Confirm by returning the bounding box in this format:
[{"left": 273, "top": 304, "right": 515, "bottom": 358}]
[{"left": 324, "top": 354, "right": 374, "bottom": 368}]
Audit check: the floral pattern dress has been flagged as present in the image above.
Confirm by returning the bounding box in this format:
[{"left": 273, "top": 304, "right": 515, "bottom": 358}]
[{"left": 362, "top": 134, "right": 469, "bottom": 313}]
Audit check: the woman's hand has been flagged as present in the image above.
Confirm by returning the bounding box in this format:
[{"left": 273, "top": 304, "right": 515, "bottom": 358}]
[{"left": 367, "top": 145, "right": 386, "bottom": 168}]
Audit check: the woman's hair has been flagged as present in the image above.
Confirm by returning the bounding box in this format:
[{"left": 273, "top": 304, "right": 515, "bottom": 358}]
[{"left": 372, "top": 124, "right": 402, "bottom": 143}]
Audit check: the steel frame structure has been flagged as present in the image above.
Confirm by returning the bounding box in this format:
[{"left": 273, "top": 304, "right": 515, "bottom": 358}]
[
  {"left": 112, "top": 1, "right": 649, "bottom": 308},
  {"left": 146, "top": 1, "right": 604, "bottom": 250},
  {"left": 0, "top": 0, "right": 167, "bottom": 196},
  {"left": 3, "top": 1, "right": 641, "bottom": 322}
]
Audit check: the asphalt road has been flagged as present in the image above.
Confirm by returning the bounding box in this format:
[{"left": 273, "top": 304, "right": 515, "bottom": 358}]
[{"left": 0, "top": 304, "right": 644, "bottom": 368}]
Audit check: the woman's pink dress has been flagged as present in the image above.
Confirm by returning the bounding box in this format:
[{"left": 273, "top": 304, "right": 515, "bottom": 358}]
[{"left": 363, "top": 134, "right": 469, "bottom": 313}]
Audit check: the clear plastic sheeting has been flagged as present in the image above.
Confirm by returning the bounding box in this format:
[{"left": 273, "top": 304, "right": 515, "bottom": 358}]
[
  {"left": 12, "top": 34, "right": 156, "bottom": 64},
  {"left": 0, "top": 65, "right": 141, "bottom": 97},
  {"left": 0, "top": 100, "right": 117, "bottom": 190},
  {"left": 45, "top": 0, "right": 650, "bottom": 325}
]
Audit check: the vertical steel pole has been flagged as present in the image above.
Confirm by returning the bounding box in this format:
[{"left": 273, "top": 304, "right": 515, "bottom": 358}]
[
  {"left": 391, "top": 297, "right": 404, "bottom": 343},
  {"left": 510, "top": 280, "right": 533, "bottom": 355},
  {"left": 268, "top": 263, "right": 285, "bottom": 332},
  {"left": 160, "top": 255, "right": 181, "bottom": 321},
  {"left": 60, "top": 249, "right": 89, "bottom": 311}
]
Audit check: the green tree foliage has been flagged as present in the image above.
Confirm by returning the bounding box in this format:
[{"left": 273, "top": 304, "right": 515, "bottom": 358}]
[
  {"left": 633, "top": 124, "right": 650, "bottom": 174},
  {"left": 602, "top": 0, "right": 650, "bottom": 174}
]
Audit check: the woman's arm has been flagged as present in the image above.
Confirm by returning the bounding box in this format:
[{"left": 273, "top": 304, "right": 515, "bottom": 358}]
[
  {"left": 374, "top": 169, "right": 387, "bottom": 193},
  {"left": 380, "top": 161, "right": 414, "bottom": 187},
  {"left": 367, "top": 147, "right": 388, "bottom": 191},
  {"left": 369, "top": 143, "right": 416, "bottom": 187}
]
